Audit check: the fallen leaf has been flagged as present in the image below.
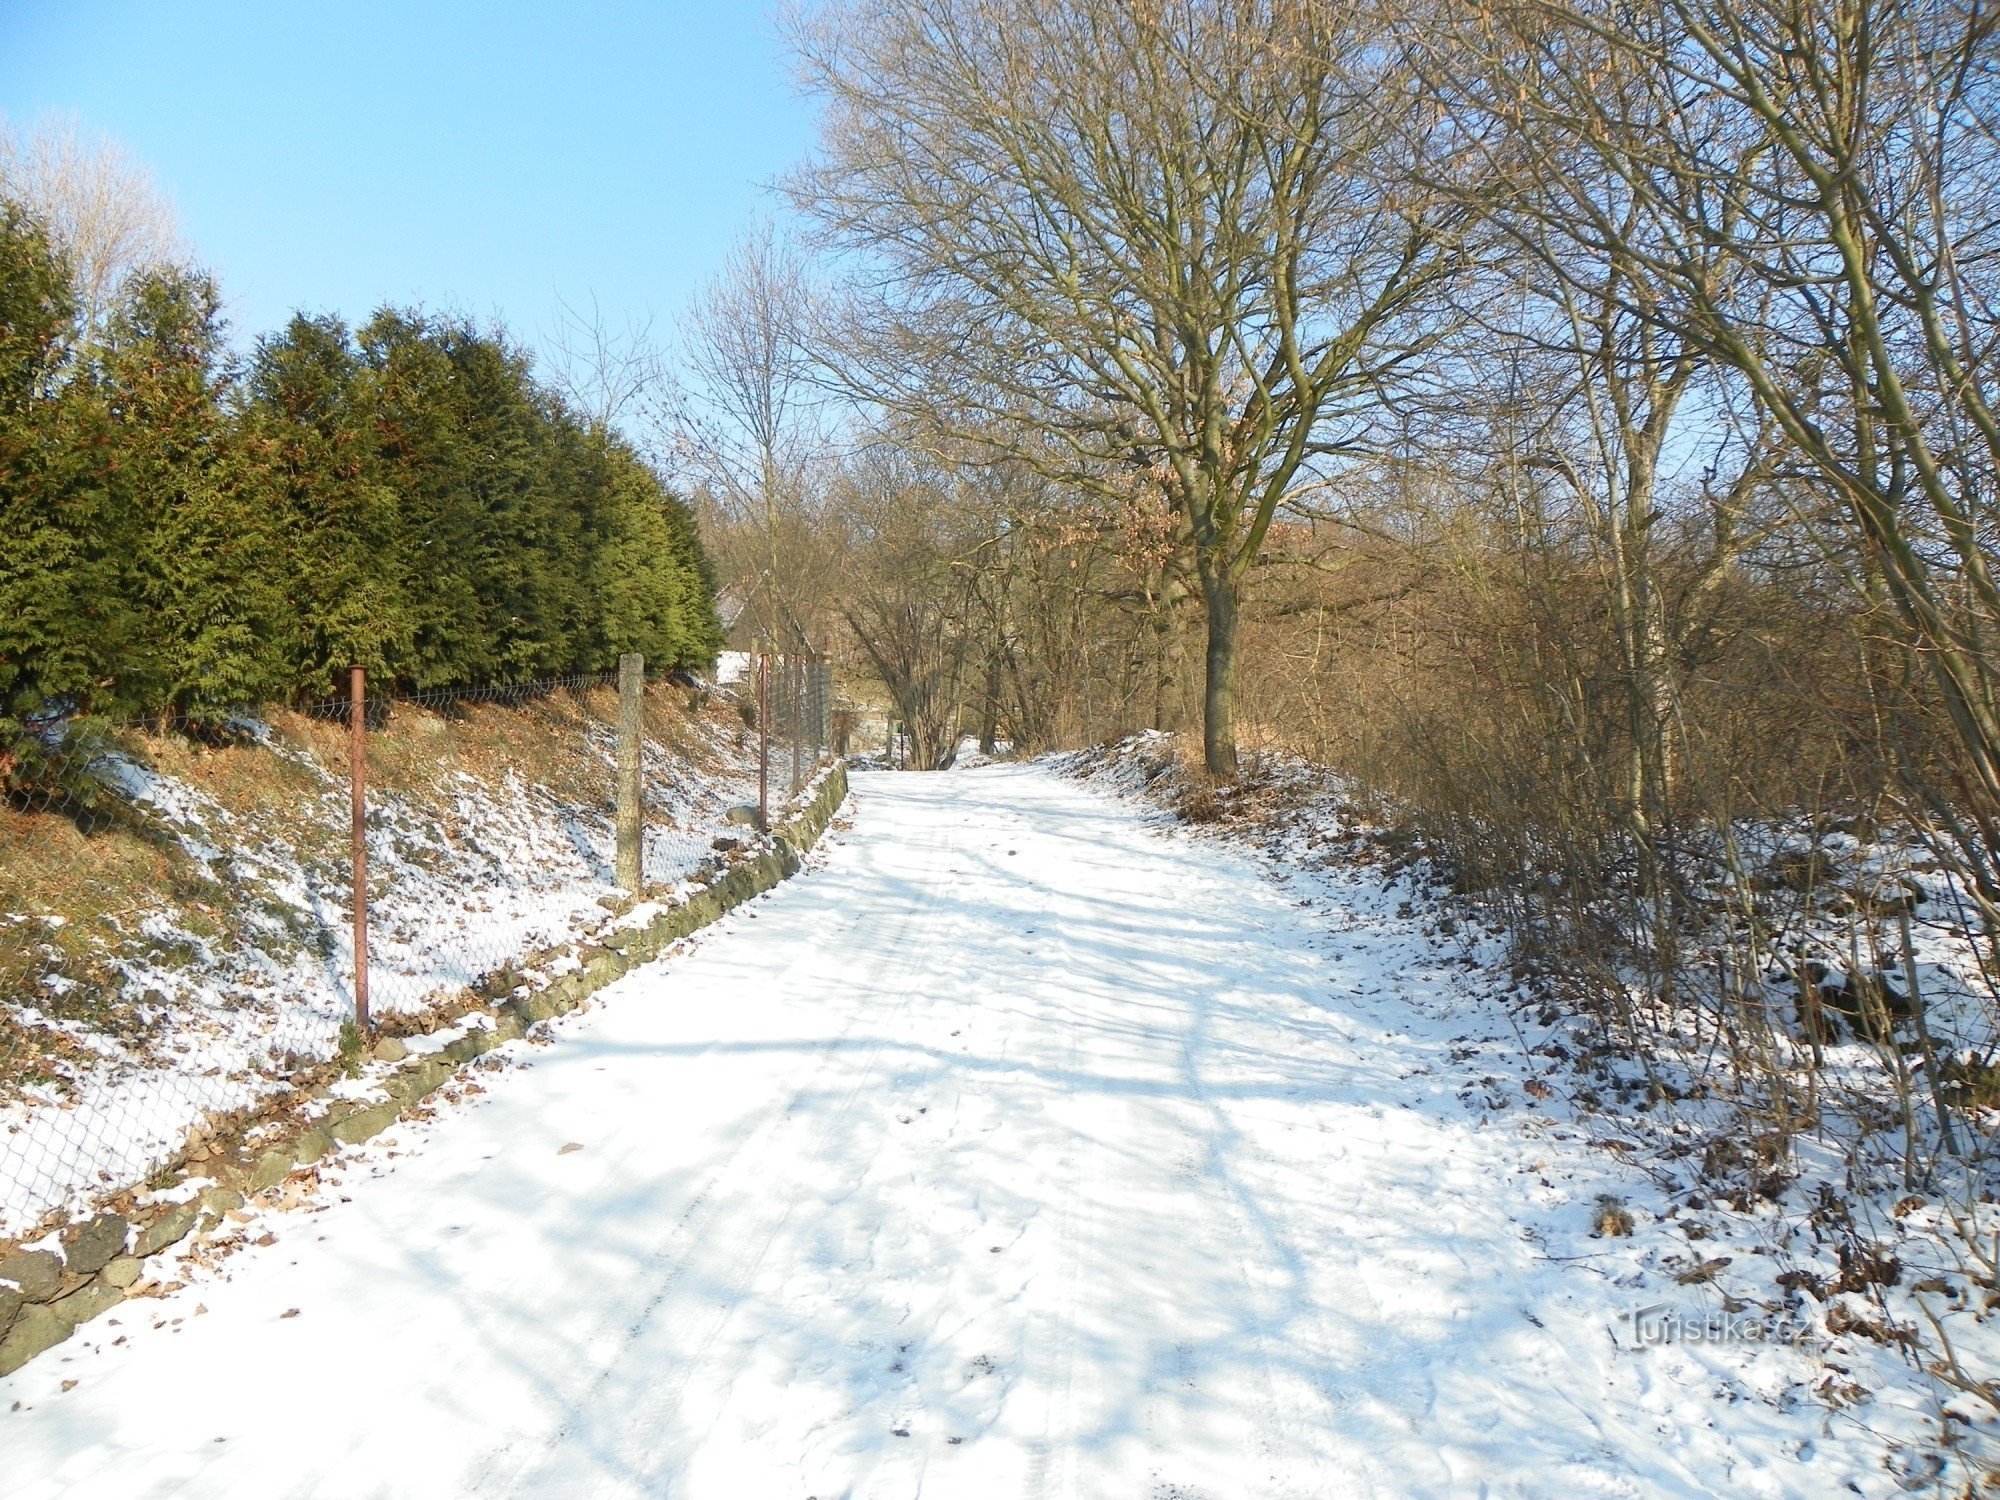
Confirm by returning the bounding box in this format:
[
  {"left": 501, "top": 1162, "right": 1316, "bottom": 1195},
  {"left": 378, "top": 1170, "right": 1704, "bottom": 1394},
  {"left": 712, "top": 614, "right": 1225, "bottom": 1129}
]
[
  {"left": 558, "top": 1142, "right": 584, "bottom": 1155},
  {"left": 1675, "top": 1256, "right": 1733, "bottom": 1286}
]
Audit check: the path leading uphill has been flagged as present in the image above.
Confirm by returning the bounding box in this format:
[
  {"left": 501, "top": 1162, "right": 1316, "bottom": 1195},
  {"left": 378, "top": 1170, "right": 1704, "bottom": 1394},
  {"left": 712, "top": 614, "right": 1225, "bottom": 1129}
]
[{"left": 1, "top": 763, "right": 1868, "bottom": 1497}]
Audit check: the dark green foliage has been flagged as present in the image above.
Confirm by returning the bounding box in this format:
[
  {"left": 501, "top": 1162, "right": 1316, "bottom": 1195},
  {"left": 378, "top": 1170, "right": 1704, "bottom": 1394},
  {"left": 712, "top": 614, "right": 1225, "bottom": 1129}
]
[
  {"left": 243, "top": 313, "right": 412, "bottom": 687},
  {"left": 0, "top": 204, "right": 139, "bottom": 725},
  {"left": 348, "top": 307, "right": 721, "bottom": 689},
  {"left": 360, "top": 309, "right": 493, "bottom": 688},
  {"left": 0, "top": 202, "right": 720, "bottom": 751},
  {"left": 596, "top": 445, "right": 722, "bottom": 668},
  {"left": 104, "top": 268, "right": 286, "bottom": 719}
]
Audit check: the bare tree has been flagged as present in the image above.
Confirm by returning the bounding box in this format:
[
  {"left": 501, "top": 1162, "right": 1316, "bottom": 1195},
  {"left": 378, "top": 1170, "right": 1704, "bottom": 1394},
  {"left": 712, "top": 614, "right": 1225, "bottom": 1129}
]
[
  {"left": 789, "top": 0, "right": 1464, "bottom": 775},
  {"left": 539, "top": 290, "right": 667, "bottom": 436},
  {"left": 832, "top": 446, "right": 984, "bottom": 767},
  {"left": 1436, "top": 209, "right": 1784, "bottom": 999},
  {"left": 0, "top": 111, "right": 182, "bottom": 333},
  {"left": 1414, "top": 0, "right": 2000, "bottom": 916},
  {"left": 673, "top": 222, "right": 835, "bottom": 649}
]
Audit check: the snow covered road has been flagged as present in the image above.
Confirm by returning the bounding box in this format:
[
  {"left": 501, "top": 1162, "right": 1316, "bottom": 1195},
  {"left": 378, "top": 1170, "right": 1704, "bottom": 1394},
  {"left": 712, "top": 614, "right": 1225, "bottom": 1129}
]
[{"left": 1, "top": 763, "right": 1860, "bottom": 1497}]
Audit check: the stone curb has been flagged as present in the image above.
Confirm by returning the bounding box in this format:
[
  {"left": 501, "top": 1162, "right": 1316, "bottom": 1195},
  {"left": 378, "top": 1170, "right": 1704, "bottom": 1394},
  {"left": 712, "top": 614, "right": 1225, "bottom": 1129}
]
[{"left": 0, "top": 764, "right": 850, "bottom": 1379}]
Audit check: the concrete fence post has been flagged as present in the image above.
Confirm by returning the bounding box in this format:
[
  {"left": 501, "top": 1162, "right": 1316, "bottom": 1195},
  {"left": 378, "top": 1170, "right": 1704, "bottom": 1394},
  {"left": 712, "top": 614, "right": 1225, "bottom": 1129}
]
[
  {"left": 616, "top": 653, "right": 645, "bottom": 894},
  {"left": 789, "top": 655, "right": 804, "bottom": 792},
  {"left": 756, "top": 644, "right": 771, "bottom": 830},
  {"left": 348, "top": 664, "right": 371, "bottom": 1035}
]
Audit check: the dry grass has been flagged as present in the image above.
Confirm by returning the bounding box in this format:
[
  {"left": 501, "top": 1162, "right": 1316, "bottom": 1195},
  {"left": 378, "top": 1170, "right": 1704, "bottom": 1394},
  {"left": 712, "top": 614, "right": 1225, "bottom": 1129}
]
[
  {"left": 1591, "top": 1194, "right": 1636, "bottom": 1237},
  {"left": 0, "top": 684, "right": 727, "bottom": 1108}
]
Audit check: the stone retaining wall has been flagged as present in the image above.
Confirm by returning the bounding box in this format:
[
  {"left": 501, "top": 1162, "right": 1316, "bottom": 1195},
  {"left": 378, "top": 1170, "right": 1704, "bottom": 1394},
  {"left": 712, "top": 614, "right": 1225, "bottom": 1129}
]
[{"left": 0, "top": 763, "right": 851, "bottom": 1378}]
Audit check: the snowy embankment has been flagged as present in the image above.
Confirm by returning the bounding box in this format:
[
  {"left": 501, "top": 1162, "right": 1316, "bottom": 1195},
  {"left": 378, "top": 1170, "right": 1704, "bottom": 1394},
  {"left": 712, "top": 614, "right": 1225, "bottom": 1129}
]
[
  {"left": 1066, "top": 731, "right": 2000, "bottom": 1493},
  {"left": 1, "top": 756, "right": 1983, "bottom": 1497},
  {"left": 0, "top": 689, "right": 765, "bottom": 1237}
]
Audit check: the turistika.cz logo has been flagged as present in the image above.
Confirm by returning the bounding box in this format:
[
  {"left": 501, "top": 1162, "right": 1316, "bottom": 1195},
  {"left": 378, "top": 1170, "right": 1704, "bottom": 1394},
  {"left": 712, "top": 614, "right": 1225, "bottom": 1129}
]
[{"left": 1622, "top": 1303, "right": 1813, "bottom": 1347}]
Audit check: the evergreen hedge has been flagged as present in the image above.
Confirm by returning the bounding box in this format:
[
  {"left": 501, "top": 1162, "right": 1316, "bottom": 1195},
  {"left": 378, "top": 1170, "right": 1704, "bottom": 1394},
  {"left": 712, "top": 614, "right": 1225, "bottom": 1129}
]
[{"left": 0, "top": 201, "right": 721, "bottom": 743}]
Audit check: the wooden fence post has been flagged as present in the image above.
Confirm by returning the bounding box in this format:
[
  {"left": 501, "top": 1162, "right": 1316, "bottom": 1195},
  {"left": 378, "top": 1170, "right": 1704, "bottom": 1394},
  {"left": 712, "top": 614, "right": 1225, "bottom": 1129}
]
[
  {"left": 349, "top": 665, "right": 370, "bottom": 1035},
  {"left": 616, "top": 653, "right": 645, "bottom": 894}
]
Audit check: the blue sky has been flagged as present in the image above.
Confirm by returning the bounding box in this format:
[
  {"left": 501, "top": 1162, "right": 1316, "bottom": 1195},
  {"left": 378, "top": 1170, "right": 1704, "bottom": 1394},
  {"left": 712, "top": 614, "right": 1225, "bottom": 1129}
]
[{"left": 0, "top": 1, "right": 817, "bottom": 350}]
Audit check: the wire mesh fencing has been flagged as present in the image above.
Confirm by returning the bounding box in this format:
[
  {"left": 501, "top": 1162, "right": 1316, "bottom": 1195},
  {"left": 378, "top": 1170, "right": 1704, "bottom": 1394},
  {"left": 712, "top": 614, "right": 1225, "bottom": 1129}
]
[
  {"left": 753, "top": 651, "right": 835, "bottom": 819},
  {"left": 0, "top": 656, "right": 833, "bottom": 1239}
]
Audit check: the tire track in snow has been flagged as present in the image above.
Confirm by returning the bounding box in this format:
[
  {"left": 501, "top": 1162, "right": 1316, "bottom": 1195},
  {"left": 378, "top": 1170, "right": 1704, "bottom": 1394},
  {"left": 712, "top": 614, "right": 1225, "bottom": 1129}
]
[
  {"left": 472, "top": 804, "right": 964, "bottom": 1496},
  {"left": 471, "top": 810, "right": 967, "bottom": 1494},
  {"left": 1018, "top": 913, "right": 1085, "bottom": 1500}
]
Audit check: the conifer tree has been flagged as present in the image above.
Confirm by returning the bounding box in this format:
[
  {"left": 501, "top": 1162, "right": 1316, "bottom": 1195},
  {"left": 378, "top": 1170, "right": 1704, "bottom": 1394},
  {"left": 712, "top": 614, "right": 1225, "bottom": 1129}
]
[
  {"left": 3, "top": 212, "right": 721, "bottom": 727},
  {"left": 359, "top": 309, "right": 493, "bottom": 688},
  {"left": 0, "top": 203, "right": 142, "bottom": 724},
  {"left": 241, "top": 315, "right": 410, "bottom": 695},
  {"left": 102, "top": 267, "right": 283, "bottom": 719}
]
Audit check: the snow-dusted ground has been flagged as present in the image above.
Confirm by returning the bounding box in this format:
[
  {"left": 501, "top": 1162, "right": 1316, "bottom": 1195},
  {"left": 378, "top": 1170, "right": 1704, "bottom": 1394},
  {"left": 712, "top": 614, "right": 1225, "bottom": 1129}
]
[
  {"left": 0, "top": 762, "right": 1956, "bottom": 1496},
  {"left": 1, "top": 698, "right": 764, "bottom": 1236}
]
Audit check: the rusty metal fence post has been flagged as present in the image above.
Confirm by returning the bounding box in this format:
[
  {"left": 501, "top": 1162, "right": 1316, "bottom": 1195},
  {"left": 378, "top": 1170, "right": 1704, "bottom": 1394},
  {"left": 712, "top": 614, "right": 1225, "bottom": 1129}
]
[
  {"left": 348, "top": 664, "right": 371, "bottom": 1035},
  {"left": 615, "top": 653, "right": 645, "bottom": 893}
]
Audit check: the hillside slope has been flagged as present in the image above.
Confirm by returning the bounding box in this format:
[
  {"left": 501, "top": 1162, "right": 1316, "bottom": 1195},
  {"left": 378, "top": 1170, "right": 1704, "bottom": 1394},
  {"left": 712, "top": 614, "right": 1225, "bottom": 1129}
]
[{"left": 0, "top": 681, "right": 774, "bottom": 1235}]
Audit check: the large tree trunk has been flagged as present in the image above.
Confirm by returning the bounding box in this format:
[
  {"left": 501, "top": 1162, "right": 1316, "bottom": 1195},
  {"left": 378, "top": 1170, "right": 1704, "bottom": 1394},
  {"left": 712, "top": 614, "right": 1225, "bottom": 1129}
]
[
  {"left": 1200, "top": 569, "right": 1240, "bottom": 779},
  {"left": 979, "top": 647, "right": 1001, "bottom": 754}
]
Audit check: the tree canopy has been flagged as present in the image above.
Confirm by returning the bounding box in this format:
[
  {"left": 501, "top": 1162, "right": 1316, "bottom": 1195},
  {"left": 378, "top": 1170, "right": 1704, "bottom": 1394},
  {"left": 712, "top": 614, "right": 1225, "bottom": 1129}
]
[{"left": 0, "top": 203, "right": 721, "bottom": 733}]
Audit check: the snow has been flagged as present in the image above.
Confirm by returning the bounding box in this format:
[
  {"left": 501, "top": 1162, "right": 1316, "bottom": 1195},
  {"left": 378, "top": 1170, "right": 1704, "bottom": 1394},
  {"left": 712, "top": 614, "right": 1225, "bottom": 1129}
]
[
  {"left": 949, "top": 734, "right": 1013, "bottom": 768},
  {"left": 0, "top": 704, "right": 772, "bottom": 1236},
  {"left": 0, "top": 761, "right": 1973, "bottom": 1495}
]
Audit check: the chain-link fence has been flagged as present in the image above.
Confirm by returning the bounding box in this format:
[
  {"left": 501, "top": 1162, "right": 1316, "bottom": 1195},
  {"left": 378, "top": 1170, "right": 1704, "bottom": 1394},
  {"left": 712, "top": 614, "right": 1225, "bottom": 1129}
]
[
  {"left": 0, "top": 657, "right": 835, "bottom": 1239},
  {"left": 753, "top": 652, "right": 835, "bottom": 816}
]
